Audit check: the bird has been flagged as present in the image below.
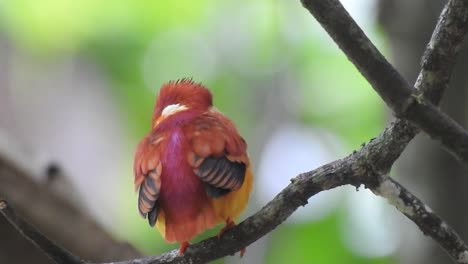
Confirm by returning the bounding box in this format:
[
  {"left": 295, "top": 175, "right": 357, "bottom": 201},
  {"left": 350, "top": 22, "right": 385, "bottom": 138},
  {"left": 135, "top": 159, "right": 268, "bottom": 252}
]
[{"left": 133, "top": 79, "right": 253, "bottom": 255}]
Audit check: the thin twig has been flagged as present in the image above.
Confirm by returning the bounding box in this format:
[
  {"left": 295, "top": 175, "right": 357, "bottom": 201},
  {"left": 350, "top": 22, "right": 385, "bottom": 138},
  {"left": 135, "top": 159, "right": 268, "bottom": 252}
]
[
  {"left": 0, "top": 198, "right": 85, "bottom": 264},
  {"left": 369, "top": 177, "right": 468, "bottom": 262}
]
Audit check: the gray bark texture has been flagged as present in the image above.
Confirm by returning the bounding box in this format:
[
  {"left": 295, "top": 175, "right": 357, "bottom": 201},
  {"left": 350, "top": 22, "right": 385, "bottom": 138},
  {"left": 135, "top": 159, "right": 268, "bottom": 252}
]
[{"left": 378, "top": 1, "right": 468, "bottom": 263}]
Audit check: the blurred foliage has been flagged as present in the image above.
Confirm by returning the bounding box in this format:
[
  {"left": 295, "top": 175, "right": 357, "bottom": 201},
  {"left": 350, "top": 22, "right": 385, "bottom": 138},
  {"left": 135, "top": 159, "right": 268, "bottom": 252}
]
[
  {"left": 0, "top": 0, "right": 392, "bottom": 263},
  {"left": 267, "top": 210, "right": 392, "bottom": 264}
]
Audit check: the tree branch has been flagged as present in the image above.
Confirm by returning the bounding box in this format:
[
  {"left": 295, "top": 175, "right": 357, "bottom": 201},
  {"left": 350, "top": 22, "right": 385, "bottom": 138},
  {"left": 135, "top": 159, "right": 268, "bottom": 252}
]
[
  {"left": 107, "top": 0, "right": 468, "bottom": 262},
  {"left": 417, "top": 0, "right": 468, "bottom": 104},
  {"left": 301, "top": 0, "right": 468, "bottom": 165},
  {"left": 104, "top": 160, "right": 356, "bottom": 264},
  {"left": 0, "top": 133, "right": 142, "bottom": 261},
  {"left": 101, "top": 148, "right": 468, "bottom": 263},
  {"left": 0, "top": 199, "right": 85, "bottom": 264},
  {"left": 370, "top": 177, "right": 468, "bottom": 262},
  {"left": 4, "top": 154, "right": 468, "bottom": 264},
  {"left": 362, "top": 0, "right": 468, "bottom": 173},
  {"left": 2, "top": 0, "right": 468, "bottom": 264}
]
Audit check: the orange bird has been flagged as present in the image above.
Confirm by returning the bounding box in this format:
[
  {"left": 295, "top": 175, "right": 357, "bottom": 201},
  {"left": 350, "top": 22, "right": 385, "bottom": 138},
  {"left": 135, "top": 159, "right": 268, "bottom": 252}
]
[{"left": 133, "top": 79, "right": 253, "bottom": 255}]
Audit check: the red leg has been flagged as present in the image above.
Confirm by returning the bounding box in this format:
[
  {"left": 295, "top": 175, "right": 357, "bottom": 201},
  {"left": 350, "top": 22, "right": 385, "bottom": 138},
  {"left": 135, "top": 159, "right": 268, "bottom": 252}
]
[
  {"left": 240, "top": 247, "right": 246, "bottom": 257},
  {"left": 217, "top": 217, "right": 236, "bottom": 239},
  {"left": 178, "top": 241, "right": 190, "bottom": 255},
  {"left": 217, "top": 218, "right": 246, "bottom": 257}
]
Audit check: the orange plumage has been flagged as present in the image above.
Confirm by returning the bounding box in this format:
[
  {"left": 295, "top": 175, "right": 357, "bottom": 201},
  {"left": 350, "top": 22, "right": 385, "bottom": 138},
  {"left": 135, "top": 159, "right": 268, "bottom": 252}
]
[{"left": 133, "top": 79, "right": 253, "bottom": 255}]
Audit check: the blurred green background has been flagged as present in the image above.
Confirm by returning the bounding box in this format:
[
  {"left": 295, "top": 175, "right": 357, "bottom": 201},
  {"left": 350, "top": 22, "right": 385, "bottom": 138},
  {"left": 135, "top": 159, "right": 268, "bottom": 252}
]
[{"left": 0, "top": 0, "right": 403, "bottom": 263}]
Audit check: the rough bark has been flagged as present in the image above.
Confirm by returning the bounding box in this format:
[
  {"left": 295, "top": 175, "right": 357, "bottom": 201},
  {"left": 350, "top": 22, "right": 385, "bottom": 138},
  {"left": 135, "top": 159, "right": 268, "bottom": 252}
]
[
  {"left": 301, "top": 0, "right": 468, "bottom": 165},
  {"left": 379, "top": 0, "right": 468, "bottom": 263}
]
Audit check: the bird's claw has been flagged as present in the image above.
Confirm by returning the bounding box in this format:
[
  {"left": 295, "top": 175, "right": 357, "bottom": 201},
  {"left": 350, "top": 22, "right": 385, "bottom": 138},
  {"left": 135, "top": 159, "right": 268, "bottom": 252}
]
[
  {"left": 179, "top": 241, "right": 190, "bottom": 255},
  {"left": 217, "top": 218, "right": 236, "bottom": 239}
]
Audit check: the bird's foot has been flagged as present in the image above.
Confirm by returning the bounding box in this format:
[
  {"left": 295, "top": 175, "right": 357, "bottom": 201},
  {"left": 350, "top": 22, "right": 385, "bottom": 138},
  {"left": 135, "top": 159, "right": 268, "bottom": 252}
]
[
  {"left": 217, "top": 218, "right": 246, "bottom": 257},
  {"left": 217, "top": 217, "right": 236, "bottom": 239},
  {"left": 178, "top": 241, "right": 190, "bottom": 255}
]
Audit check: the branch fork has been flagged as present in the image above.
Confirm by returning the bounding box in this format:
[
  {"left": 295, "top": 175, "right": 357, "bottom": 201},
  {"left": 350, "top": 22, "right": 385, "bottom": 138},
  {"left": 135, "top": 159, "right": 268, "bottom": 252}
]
[{"left": 2, "top": 0, "right": 468, "bottom": 263}]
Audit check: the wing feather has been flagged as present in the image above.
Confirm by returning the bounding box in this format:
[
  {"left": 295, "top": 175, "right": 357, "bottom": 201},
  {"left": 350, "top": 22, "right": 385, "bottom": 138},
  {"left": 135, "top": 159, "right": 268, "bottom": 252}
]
[
  {"left": 134, "top": 135, "right": 163, "bottom": 226},
  {"left": 185, "top": 110, "right": 249, "bottom": 198}
]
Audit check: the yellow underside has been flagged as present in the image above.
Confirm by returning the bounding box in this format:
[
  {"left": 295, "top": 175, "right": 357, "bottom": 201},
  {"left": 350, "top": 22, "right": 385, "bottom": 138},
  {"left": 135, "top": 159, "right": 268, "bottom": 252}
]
[
  {"left": 210, "top": 167, "right": 254, "bottom": 221},
  {"left": 156, "top": 210, "right": 166, "bottom": 238}
]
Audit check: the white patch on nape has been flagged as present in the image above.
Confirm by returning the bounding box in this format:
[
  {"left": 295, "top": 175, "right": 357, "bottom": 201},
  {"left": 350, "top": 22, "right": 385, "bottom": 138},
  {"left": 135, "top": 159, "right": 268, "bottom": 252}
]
[{"left": 161, "top": 103, "right": 188, "bottom": 117}]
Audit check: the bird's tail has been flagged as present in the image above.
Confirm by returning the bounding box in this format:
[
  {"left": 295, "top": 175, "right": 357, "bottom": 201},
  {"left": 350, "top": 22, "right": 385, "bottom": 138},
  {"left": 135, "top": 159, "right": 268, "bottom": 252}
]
[{"left": 156, "top": 204, "right": 218, "bottom": 243}]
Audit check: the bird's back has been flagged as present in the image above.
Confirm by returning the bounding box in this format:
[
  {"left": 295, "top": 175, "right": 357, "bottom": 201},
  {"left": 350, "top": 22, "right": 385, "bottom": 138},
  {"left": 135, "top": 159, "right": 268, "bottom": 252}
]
[
  {"left": 156, "top": 127, "right": 218, "bottom": 243},
  {"left": 134, "top": 80, "right": 253, "bottom": 250}
]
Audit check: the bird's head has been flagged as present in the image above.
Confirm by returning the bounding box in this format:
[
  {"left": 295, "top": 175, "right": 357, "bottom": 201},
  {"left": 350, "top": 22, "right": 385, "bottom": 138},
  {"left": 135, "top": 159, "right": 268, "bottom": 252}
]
[{"left": 152, "top": 78, "right": 213, "bottom": 128}]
